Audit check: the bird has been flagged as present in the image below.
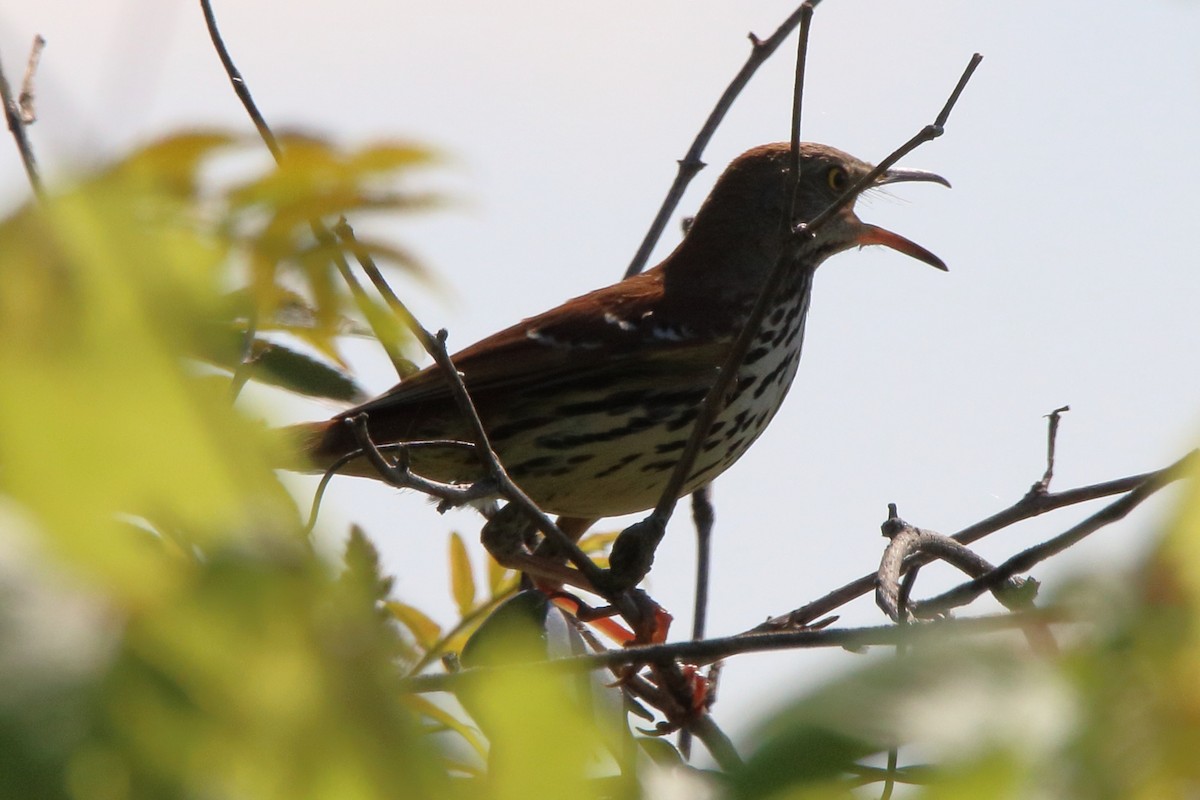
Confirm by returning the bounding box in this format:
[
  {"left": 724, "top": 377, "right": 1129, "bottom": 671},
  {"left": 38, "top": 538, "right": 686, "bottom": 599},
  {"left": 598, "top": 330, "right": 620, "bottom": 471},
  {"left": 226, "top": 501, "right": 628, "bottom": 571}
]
[{"left": 291, "top": 142, "right": 947, "bottom": 542}]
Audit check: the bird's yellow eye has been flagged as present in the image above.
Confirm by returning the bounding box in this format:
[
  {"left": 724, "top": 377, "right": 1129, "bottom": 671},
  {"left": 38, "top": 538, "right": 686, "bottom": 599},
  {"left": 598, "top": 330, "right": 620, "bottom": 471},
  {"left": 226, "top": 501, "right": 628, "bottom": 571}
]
[{"left": 827, "top": 166, "right": 848, "bottom": 192}]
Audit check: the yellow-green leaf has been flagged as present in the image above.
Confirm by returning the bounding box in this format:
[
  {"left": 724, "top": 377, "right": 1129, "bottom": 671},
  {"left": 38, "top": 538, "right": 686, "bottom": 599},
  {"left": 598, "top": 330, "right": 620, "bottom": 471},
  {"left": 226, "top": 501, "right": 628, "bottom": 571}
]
[
  {"left": 486, "top": 553, "right": 516, "bottom": 595},
  {"left": 345, "top": 142, "right": 438, "bottom": 175},
  {"left": 387, "top": 602, "right": 443, "bottom": 650},
  {"left": 578, "top": 530, "right": 620, "bottom": 555},
  {"left": 449, "top": 532, "right": 476, "bottom": 616},
  {"left": 401, "top": 693, "right": 487, "bottom": 763}
]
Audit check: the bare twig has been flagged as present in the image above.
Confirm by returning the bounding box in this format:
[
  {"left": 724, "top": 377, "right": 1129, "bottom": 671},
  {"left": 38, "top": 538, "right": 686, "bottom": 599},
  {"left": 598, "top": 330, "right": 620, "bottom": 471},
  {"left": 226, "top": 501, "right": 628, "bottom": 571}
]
[
  {"left": 333, "top": 219, "right": 421, "bottom": 376},
  {"left": 200, "top": 0, "right": 281, "bottom": 159},
  {"left": 303, "top": 440, "right": 477, "bottom": 536},
  {"left": 610, "top": 53, "right": 982, "bottom": 588},
  {"left": 849, "top": 763, "right": 933, "bottom": 789},
  {"left": 400, "top": 609, "right": 1069, "bottom": 693},
  {"left": 687, "top": 713, "right": 743, "bottom": 771},
  {"left": 422, "top": 332, "right": 612, "bottom": 585},
  {"left": 679, "top": 484, "right": 715, "bottom": 758},
  {"left": 689, "top": 486, "right": 716, "bottom": 642},
  {"left": 794, "top": 53, "right": 982, "bottom": 240},
  {"left": 346, "top": 415, "right": 499, "bottom": 506},
  {"left": 1031, "top": 405, "right": 1070, "bottom": 495},
  {"left": 757, "top": 454, "right": 1192, "bottom": 631},
  {"left": 913, "top": 450, "right": 1195, "bottom": 617},
  {"left": 18, "top": 35, "right": 44, "bottom": 125},
  {"left": 0, "top": 38, "right": 45, "bottom": 200},
  {"left": 880, "top": 747, "right": 900, "bottom": 800},
  {"left": 623, "top": 2, "right": 821, "bottom": 278},
  {"left": 788, "top": 2, "right": 817, "bottom": 198}
]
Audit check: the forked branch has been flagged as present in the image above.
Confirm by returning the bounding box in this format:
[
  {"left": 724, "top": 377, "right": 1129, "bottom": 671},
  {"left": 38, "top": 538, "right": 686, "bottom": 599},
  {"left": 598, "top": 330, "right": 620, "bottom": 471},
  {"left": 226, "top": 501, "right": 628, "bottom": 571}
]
[{"left": 623, "top": 2, "right": 823, "bottom": 278}]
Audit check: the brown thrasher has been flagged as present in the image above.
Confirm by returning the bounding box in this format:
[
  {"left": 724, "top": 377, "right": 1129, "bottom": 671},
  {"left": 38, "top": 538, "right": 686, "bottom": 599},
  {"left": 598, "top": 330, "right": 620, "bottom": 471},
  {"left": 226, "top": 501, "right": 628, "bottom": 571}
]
[{"left": 293, "top": 142, "right": 947, "bottom": 542}]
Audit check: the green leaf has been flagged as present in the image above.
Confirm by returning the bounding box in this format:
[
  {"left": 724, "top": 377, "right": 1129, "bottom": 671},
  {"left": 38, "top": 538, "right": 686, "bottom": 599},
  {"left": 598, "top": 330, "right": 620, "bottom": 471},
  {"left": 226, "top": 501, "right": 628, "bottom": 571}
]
[{"left": 203, "top": 329, "right": 367, "bottom": 401}]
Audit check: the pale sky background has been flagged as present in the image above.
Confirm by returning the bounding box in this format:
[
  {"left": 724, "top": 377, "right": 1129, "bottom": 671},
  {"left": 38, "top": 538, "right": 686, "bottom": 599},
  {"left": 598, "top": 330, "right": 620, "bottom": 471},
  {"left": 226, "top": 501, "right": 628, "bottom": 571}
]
[{"left": 3, "top": 0, "right": 1198, "bottom": 749}]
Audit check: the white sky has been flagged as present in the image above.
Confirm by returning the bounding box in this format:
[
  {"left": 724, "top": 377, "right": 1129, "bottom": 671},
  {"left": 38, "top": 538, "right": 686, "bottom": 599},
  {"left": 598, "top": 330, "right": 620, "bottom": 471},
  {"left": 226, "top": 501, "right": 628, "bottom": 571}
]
[{"left": 3, "top": 0, "right": 1198, "bottom": 748}]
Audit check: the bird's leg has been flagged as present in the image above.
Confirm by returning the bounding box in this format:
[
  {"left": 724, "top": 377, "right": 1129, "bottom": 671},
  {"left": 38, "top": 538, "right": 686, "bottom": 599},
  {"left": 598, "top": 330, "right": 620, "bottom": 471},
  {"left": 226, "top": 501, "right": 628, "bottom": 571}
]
[
  {"left": 480, "top": 505, "right": 670, "bottom": 643},
  {"left": 480, "top": 504, "right": 599, "bottom": 593},
  {"left": 607, "top": 515, "right": 667, "bottom": 590},
  {"left": 545, "top": 587, "right": 673, "bottom": 645}
]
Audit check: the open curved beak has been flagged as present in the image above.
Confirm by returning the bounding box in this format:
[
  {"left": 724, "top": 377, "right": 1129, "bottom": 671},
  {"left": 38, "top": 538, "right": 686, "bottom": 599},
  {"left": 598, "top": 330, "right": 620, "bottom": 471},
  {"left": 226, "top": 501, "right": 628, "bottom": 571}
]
[
  {"left": 877, "top": 167, "right": 951, "bottom": 189},
  {"left": 854, "top": 166, "right": 950, "bottom": 271}
]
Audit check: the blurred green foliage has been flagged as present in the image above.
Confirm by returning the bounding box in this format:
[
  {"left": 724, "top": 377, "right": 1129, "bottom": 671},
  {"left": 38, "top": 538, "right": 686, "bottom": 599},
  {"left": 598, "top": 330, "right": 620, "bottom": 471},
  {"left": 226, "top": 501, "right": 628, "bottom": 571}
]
[{"left": 0, "top": 132, "right": 1197, "bottom": 800}]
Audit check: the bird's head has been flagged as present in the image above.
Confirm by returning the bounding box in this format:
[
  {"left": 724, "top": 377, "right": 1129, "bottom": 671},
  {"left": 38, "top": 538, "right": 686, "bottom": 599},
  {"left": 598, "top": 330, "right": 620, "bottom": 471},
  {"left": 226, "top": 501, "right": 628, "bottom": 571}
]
[{"left": 692, "top": 141, "right": 948, "bottom": 272}]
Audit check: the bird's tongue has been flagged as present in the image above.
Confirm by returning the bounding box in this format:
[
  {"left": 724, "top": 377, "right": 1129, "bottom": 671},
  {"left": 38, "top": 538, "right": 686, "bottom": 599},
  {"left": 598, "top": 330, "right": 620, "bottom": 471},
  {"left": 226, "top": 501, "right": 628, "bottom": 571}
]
[{"left": 855, "top": 224, "right": 947, "bottom": 271}]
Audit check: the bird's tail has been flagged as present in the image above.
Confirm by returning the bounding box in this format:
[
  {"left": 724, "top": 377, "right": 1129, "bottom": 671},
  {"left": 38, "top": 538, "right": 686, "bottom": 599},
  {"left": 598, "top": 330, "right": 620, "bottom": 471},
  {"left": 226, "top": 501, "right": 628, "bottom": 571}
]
[{"left": 278, "top": 419, "right": 351, "bottom": 475}]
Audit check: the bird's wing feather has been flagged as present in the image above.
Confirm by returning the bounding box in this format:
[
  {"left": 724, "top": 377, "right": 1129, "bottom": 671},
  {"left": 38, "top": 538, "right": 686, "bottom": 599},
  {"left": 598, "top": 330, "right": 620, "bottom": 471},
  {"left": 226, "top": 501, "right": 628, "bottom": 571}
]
[{"left": 341, "top": 269, "right": 728, "bottom": 419}]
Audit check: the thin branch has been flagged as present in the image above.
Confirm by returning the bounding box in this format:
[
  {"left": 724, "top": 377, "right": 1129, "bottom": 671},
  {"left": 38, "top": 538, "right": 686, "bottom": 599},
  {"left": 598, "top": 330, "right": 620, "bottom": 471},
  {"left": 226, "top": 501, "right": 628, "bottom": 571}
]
[
  {"left": 422, "top": 332, "right": 612, "bottom": 587},
  {"left": 913, "top": 450, "right": 1195, "bottom": 617},
  {"left": 1031, "top": 405, "right": 1070, "bottom": 495},
  {"left": 18, "top": 35, "right": 44, "bottom": 125},
  {"left": 610, "top": 53, "right": 982, "bottom": 588},
  {"left": 346, "top": 415, "right": 500, "bottom": 506},
  {"left": 679, "top": 484, "right": 715, "bottom": 759},
  {"left": 788, "top": 2, "right": 817, "bottom": 207},
  {"left": 687, "top": 713, "right": 743, "bottom": 771},
  {"left": 623, "top": 2, "right": 821, "bottom": 278},
  {"left": 333, "top": 218, "right": 423, "bottom": 374},
  {"left": 303, "top": 440, "right": 478, "bottom": 537},
  {"left": 200, "top": 0, "right": 281, "bottom": 160},
  {"left": 793, "top": 53, "right": 982, "bottom": 240},
  {"left": 848, "top": 764, "right": 934, "bottom": 788},
  {"left": 400, "top": 609, "right": 1069, "bottom": 693},
  {"left": 757, "top": 453, "right": 1193, "bottom": 631},
  {"left": 0, "top": 37, "right": 45, "bottom": 200},
  {"left": 689, "top": 486, "right": 716, "bottom": 642},
  {"left": 880, "top": 747, "right": 900, "bottom": 800}
]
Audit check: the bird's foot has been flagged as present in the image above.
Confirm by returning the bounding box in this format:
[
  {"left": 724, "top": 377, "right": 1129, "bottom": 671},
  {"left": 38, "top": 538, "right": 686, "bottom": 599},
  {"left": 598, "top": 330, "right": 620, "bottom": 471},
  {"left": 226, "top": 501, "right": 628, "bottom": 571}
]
[{"left": 606, "top": 516, "right": 667, "bottom": 591}]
